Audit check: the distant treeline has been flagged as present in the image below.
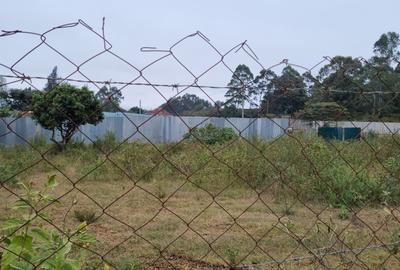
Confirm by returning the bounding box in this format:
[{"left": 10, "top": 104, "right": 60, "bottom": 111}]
[{"left": 1, "top": 32, "right": 400, "bottom": 121}]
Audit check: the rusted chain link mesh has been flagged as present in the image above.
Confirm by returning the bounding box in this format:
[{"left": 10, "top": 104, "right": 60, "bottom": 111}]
[{"left": 1, "top": 19, "right": 400, "bottom": 270}]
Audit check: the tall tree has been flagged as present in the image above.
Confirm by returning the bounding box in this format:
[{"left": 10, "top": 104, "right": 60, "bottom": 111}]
[
  {"left": 261, "top": 66, "right": 308, "bottom": 115},
  {"left": 95, "top": 85, "right": 124, "bottom": 112},
  {"left": 365, "top": 32, "right": 400, "bottom": 118},
  {"left": 253, "top": 69, "right": 276, "bottom": 107},
  {"left": 364, "top": 69, "right": 400, "bottom": 117},
  {"left": 373, "top": 32, "right": 400, "bottom": 68},
  {"left": 160, "top": 93, "right": 211, "bottom": 116},
  {"left": 44, "top": 66, "right": 60, "bottom": 91},
  {"left": 225, "top": 64, "right": 255, "bottom": 118},
  {"left": 3, "top": 88, "right": 38, "bottom": 111},
  {"left": 311, "top": 56, "right": 367, "bottom": 116}
]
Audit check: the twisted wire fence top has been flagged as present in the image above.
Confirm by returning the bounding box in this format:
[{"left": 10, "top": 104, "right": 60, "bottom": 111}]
[{"left": 1, "top": 19, "right": 400, "bottom": 270}]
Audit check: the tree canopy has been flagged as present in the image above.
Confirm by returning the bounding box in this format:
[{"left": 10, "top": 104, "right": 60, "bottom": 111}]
[
  {"left": 373, "top": 32, "right": 400, "bottom": 67},
  {"left": 95, "top": 85, "right": 124, "bottom": 112},
  {"left": 218, "top": 31, "right": 400, "bottom": 120},
  {"left": 3, "top": 31, "right": 400, "bottom": 123},
  {"left": 261, "top": 66, "right": 307, "bottom": 115},
  {"left": 160, "top": 93, "right": 212, "bottom": 116},
  {"left": 32, "top": 84, "right": 104, "bottom": 150},
  {"left": 4, "top": 88, "right": 39, "bottom": 112},
  {"left": 298, "top": 102, "right": 349, "bottom": 121},
  {"left": 129, "top": 106, "right": 145, "bottom": 114},
  {"left": 225, "top": 64, "right": 255, "bottom": 117}
]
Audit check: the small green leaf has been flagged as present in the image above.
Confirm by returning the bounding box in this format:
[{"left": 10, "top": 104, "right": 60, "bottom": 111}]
[
  {"left": 19, "top": 182, "right": 30, "bottom": 192},
  {"left": 1, "top": 235, "right": 33, "bottom": 268},
  {"left": 11, "top": 199, "right": 30, "bottom": 210},
  {"left": 56, "top": 242, "right": 72, "bottom": 258},
  {"left": 60, "top": 259, "right": 80, "bottom": 270},
  {"left": 1, "top": 219, "right": 24, "bottom": 231},
  {"left": 39, "top": 257, "right": 56, "bottom": 270},
  {"left": 41, "top": 194, "right": 56, "bottom": 203},
  {"left": 22, "top": 213, "right": 36, "bottom": 221},
  {"left": 76, "top": 222, "right": 87, "bottom": 232},
  {"left": 9, "top": 261, "right": 32, "bottom": 270},
  {"left": 9, "top": 235, "right": 33, "bottom": 250},
  {"left": 72, "top": 233, "right": 96, "bottom": 244},
  {"left": 30, "top": 228, "right": 50, "bottom": 243},
  {"left": 44, "top": 175, "right": 57, "bottom": 188}
]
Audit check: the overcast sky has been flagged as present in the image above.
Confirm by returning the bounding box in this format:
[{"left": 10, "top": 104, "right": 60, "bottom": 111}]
[{"left": 1, "top": 0, "right": 400, "bottom": 109}]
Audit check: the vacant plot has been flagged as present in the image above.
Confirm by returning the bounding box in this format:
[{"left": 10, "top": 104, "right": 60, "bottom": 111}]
[{"left": 1, "top": 133, "right": 400, "bottom": 269}]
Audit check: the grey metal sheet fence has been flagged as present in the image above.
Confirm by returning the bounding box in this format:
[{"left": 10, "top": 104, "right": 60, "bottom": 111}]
[
  {"left": 0, "top": 113, "right": 290, "bottom": 146},
  {"left": 4, "top": 113, "right": 400, "bottom": 147}
]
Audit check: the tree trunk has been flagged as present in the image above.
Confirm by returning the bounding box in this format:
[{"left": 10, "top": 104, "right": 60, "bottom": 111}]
[
  {"left": 50, "top": 129, "right": 64, "bottom": 152},
  {"left": 51, "top": 127, "right": 75, "bottom": 152}
]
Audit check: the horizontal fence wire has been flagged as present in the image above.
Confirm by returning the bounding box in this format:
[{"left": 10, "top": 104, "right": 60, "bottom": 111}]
[
  {"left": 1, "top": 73, "right": 400, "bottom": 95},
  {"left": 1, "top": 18, "right": 400, "bottom": 270}
]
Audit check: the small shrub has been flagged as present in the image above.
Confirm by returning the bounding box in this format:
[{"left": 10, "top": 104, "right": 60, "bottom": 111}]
[
  {"left": 70, "top": 138, "right": 87, "bottom": 149},
  {"left": 29, "top": 135, "right": 47, "bottom": 148},
  {"left": 381, "top": 154, "right": 400, "bottom": 204},
  {"left": 113, "top": 141, "right": 160, "bottom": 181},
  {"left": 117, "top": 259, "right": 142, "bottom": 270},
  {"left": 184, "top": 123, "right": 238, "bottom": 145},
  {"left": 78, "top": 156, "right": 121, "bottom": 182},
  {"left": 280, "top": 200, "right": 295, "bottom": 216},
  {"left": 155, "top": 182, "right": 167, "bottom": 200},
  {"left": 0, "top": 106, "right": 11, "bottom": 117},
  {"left": 0, "top": 146, "right": 41, "bottom": 184},
  {"left": 225, "top": 247, "right": 240, "bottom": 266},
  {"left": 94, "top": 131, "right": 119, "bottom": 153},
  {"left": 313, "top": 164, "right": 382, "bottom": 207},
  {"left": 338, "top": 205, "right": 350, "bottom": 220},
  {"left": 74, "top": 209, "right": 97, "bottom": 224},
  {"left": 0, "top": 175, "right": 96, "bottom": 269},
  {"left": 389, "top": 227, "right": 400, "bottom": 254}
]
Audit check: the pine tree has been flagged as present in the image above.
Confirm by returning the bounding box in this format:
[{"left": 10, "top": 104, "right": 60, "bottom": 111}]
[
  {"left": 44, "top": 66, "right": 60, "bottom": 91},
  {"left": 225, "top": 64, "right": 255, "bottom": 118}
]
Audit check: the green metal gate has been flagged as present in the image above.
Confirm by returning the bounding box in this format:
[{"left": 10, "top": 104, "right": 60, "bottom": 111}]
[{"left": 318, "top": 127, "right": 361, "bottom": 140}]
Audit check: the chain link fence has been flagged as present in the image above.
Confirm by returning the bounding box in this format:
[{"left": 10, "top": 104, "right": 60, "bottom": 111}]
[{"left": 1, "top": 19, "right": 400, "bottom": 269}]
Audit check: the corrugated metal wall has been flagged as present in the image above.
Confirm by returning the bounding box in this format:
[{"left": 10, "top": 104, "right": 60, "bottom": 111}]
[
  {"left": 0, "top": 113, "right": 290, "bottom": 146},
  {"left": 3, "top": 113, "right": 400, "bottom": 147}
]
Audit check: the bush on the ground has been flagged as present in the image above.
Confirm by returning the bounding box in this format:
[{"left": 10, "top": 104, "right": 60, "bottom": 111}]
[
  {"left": 0, "top": 106, "right": 11, "bottom": 117},
  {"left": 184, "top": 123, "right": 238, "bottom": 145}
]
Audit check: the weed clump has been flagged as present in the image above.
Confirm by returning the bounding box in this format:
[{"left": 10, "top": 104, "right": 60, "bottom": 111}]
[
  {"left": 338, "top": 205, "right": 350, "bottom": 220},
  {"left": 184, "top": 123, "right": 238, "bottom": 145},
  {"left": 74, "top": 209, "right": 97, "bottom": 224}
]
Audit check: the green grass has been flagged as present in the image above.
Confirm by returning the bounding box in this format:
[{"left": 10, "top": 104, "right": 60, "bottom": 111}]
[
  {"left": 2, "top": 131, "right": 398, "bottom": 207},
  {"left": 1, "top": 132, "right": 400, "bottom": 269}
]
